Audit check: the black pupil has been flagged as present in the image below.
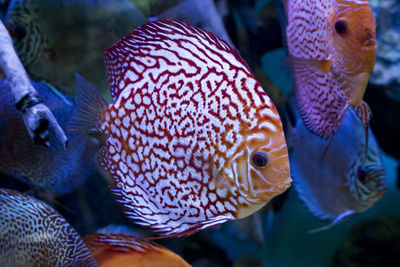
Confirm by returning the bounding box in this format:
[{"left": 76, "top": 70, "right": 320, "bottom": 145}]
[
  {"left": 14, "top": 24, "right": 27, "bottom": 39},
  {"left": 357, "top": 169, "right": 368, "bottom": 182},
  {"left": 335, "top": 20, "right": 347, "bottom": 35},
  {"left": 252, "top": 152, "right": 268, "bottom": 168}
]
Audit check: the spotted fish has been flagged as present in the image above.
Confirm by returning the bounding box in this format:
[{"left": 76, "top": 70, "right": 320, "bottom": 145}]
[
  {"left": 70, "top": 19, "right": 291, "bottom": 236},
  {"left": 0, "top": 188, "right": 97, "bottom": 266},
  {"left": 286, "top": 97, "right": 386, "bottom": 231},
  {"left": 84, "top": 232, "right": 191, "bottom": 266},
  {"left": 285, "top": 0, "right": 377, "bottom": 138},
  {"left": 0, "top": 79, "right": 97, "bottom": 195}
]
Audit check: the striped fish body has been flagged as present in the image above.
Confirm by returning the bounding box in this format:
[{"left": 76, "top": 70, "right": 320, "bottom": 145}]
[
  {"left": 71, "top": 20, "right": 291, "bottom": 236},
  {"left": 285, "top": 0, "right": 376, "bottom": 137},
  {"left": 287, "top": 98, "right": 386, "bottom": 224},
  {"left": 0, "top": 188, "right": 97, "bottom": 266}
]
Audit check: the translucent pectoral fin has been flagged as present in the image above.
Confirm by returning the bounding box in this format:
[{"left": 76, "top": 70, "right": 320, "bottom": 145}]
[
  {"left": 355, "top": 101, "right": 372, "bottom": 155},
  {"left": 307, "top": 209, "right": 356, "bottom": 234}
]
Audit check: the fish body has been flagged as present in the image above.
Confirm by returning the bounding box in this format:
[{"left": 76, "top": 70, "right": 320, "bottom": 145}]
[
  {"left": 155, "top": 0, "right": 234, "bottom": 46},
  {"left": 70, "top": 19, "right": 291, "bottom": 236},
  {"left": 286, "top": 97, "right": 386, "bottom": 225},
  {"left": 5, "top": 0, "right": 146, "bottom": 99},
  {"left": 0, "top": 79, "right": 96, "bottom": 195},
  {"left": 0, "top": 188, "right": 97, "bottom": 266},
  {"left": 285, "top": 0, "right": 376, "bottom": 137},
  {"left": 84, "top": 232, "right": 190, "bottom": 266}
]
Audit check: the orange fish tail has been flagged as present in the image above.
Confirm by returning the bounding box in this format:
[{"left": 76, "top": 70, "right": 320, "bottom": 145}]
[{"left": 68, "top": 73, "right": 109, "bottom": 134}]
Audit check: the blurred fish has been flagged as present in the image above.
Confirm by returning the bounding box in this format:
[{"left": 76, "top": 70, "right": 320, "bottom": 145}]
[
  {"left": 84, "top": 232, "right": 190, "bottom": 266},
  {"left": 70, "top": 19, "right": 291, "bottom": 237},
  {"left": 285, "top": 0, "right": 377, "bottom": 138},
  {"left": 0, "top": 79, "right": 97, "bottom": 195},
  {"left": 5, "top": 0, "right": 146, "bottom": 100},
  {"left": 154, "top": 0, "right": 234, "bottom": 46},
  {"left": 286, "top": 97, "right": 386, "bottom": 231},
  {"left": 0, "top": 188, "right": 97, "bottom": 266}
]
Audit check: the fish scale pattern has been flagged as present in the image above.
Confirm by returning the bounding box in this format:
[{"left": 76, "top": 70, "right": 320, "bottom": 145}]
[
  {"left": 286, "top": 0, "right": 375, "bottom": 138},
  {"left": 0, "top": 188, "right": 96, "bottom": 266},
  {"left": 98, "top": 20, "right": 288, "bottom": 236},
  {"left": 286, "top": 0, "right": 346, "bottom": 137}
]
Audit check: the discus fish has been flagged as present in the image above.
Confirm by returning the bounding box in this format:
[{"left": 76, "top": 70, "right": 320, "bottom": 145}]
[
  {"left": 84, "top": 232, "right": 190, "bottom": 266},
  {"left": 0, "top": 79, "right": 97, "bottom": 195},
  {"left": 5, "top": 0, "right": 146, "bottom": 99},
  {"left": 155, "top": 0, "right": 234, "bottom": 46},
  {"left": 285, "top": 0, "right": 377, "bottom": 138},
  {"left": 0, "top": 188, "right": 97, "bottom": 266},
  {"left": 286, "top": 97, "right": 386, "bottom": 231},
  {"left": 70, "top": 19, "right": 291, "bottom": 236}
]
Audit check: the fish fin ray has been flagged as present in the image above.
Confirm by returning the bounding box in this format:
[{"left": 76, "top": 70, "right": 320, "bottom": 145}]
[
  {"left": 68, "top": 73, "right": 108, "bottom": 133},
  {"left": 355, "top": 101, "right": 372, "bottom": 156},
  {"left": 307, "top": 209, "right": 356, "bottom": 234}
]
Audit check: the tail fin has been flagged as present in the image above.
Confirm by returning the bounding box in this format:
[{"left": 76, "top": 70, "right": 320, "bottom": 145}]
[{"left": 68, "top": 73, "right": 108, "bottom": 133}]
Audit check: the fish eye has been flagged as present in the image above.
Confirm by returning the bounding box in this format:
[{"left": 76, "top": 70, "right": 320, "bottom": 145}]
[
  {"left": 335, "top": 19, "right": 348, "bottom": 35},
  {"left": 14, "top": 24, "right": 27, "bottom": 39},
  {"left": 357, "top": 169, "right": 370, "bottom": 183},
  {"left": 251, "top": 151, "right": 269, "bottom": 168}
]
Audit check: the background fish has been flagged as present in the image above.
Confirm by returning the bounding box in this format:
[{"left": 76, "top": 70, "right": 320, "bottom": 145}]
[
  {"left": 5, "top": 0, "right": 146, "bottom": 100},
  {"left": 154, "top": 0, "right": 234, "bottom": 46},
  {"left": 286, "top": 97, "right": 386, "bottom": 229},
  {"left": 84, "top": 232, "right": 190, "bottom": 266},
  {"left": 0, "top": 188, "right": 97, "bottom": 266},
  {"left": 70, "top": 19, "right": 291, "bottom": 237},
  {"left": 285, "top": 0, "right": 377, "bottom": 138},
  {"left": 0, "top": 79, "right": 97, "bottom": 195}
]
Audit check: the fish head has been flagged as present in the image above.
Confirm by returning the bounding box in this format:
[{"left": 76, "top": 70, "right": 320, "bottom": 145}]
[
  {"left": 329, "top": 0, "right": 376, "bottom": 104},
  {"left": 223, "top": 105, "right": 292, "bottom": 219},
  {"left": 346, "top": 143, "right": 386, "bottom": 211}
]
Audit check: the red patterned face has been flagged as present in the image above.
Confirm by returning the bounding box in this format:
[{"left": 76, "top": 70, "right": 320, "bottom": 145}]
[{"left": 79, "top": 20, "right": 291, "bottom": 236}]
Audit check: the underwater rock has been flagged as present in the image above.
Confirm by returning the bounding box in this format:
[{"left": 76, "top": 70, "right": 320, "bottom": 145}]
[
  {"left": 330, "top": 216, "right": 400, "bottom": 267},
  {"left": 364, "top": 0, "right": 400, "bottom": 161},
  {"left": 0, "top": 79, "right": 98, "bottom": 195},
  {"left": 370, "top": 0, "right": 400, "bottom": 91},
  {"left": 5, "top": 0, "right": 146, "bottom": 100}
]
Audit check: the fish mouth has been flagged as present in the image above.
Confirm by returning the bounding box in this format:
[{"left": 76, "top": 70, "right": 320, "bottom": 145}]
[{"left": 363, "top": 39, "right": 377, "bottom": 49}]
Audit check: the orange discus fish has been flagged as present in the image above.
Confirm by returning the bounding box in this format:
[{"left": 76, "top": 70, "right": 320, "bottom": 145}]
[
  {"left": 285, "top": 0, "right": 377, "bottom": 138},
  {"left": 84, "top": 233, "right": 191, "bottom": 267},
  {"left": 70, "top": 19, "right": 291, "bottom": 236}
]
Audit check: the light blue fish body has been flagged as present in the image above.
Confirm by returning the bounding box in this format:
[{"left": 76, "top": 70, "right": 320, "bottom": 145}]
[
  {"left": 286, "top": 98, "right": 386, "bottom": 228},
  {"left": 0, "top": 79, "right": 97, "bottom": 195}
]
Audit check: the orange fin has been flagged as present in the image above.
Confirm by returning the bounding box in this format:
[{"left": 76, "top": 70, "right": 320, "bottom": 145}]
[{"left": 84, "top": 233, "right": 191, "bottom": 266}]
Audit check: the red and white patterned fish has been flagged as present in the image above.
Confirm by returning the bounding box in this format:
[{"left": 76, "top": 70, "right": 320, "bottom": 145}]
[
  {"left": 70, "top": 19, "right": 291, "bottom": 236},
  {"left": 285, "top": 0, "right": 376, "bottom": 138}
]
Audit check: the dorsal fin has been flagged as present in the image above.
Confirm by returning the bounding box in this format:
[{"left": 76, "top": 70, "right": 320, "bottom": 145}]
[{"left": 104, "top": 19, "right": 248, "bottom": 102}]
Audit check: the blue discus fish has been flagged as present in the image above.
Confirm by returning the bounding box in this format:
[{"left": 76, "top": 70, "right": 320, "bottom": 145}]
[
  {"left": 0, "top": 79, "right": 98, "bottom": 195},
  {"left": 285, "top": 97, "right": 386, "bottom": 231}
]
